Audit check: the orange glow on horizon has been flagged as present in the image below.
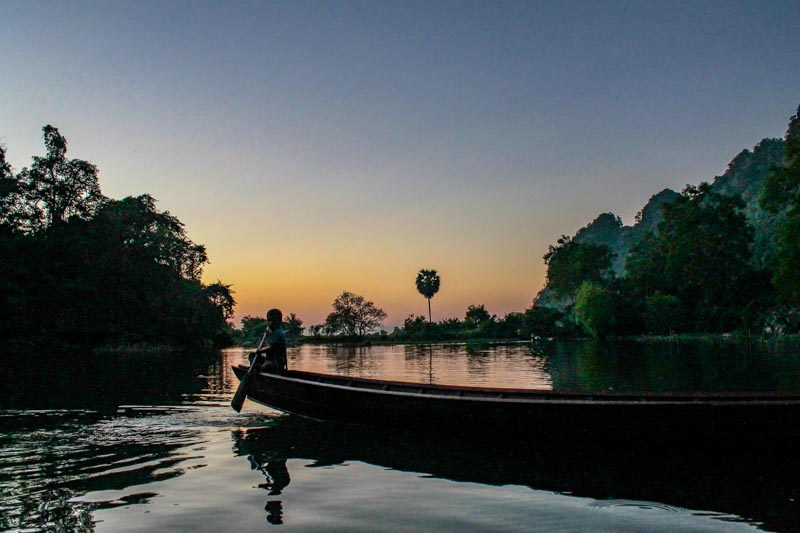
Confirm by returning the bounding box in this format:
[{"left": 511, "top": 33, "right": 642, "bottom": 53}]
[{"left": 204, "top": 254, "right": 546, "bottom": 329}]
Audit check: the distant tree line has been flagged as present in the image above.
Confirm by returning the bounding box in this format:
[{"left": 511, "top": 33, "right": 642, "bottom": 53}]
[
  {"left": 397, "top": 303, "right": 567, "bottom": 341},
  {"left": 538, "top": 104, "right": 800, "bottom": 338},
  {"left": 235, "top": 312, "right": 305, "bottom": 346},
  {"left": 0, "top": 126, "right": 235, "bottom": 351},
  {"left": 234, "top": 288, "right": 568, "bottom": 345}
]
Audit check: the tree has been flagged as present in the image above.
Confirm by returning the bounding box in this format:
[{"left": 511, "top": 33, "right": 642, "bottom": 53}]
[
  {"left": 240, "top": 315, "right": 268, "bottom": 344},
  {"left": 0, "top": 145, "right": 23, "bottom": 230},
  {"left": 415, "top": 269, "right": 441, "bottom": 322},
  {"left": 284, "top": 313, "right": 305, "bottom": 339},
  {"left": 523, "top": 305, "right": 564, "bottom": 338},
  {"left": 624, "top": 232, "right": 665, "bottom": 297},
  {"left": 543, "top": 235, "right": 615, "bottom": 305},
  {"left": 627, "top": 183, "right": 754, "bottom": 331},
  {"left": 324, "top": 291, "right": 387, "bottom": 337},
  {"left": 402, "top": 314, "right": 430, "bottom": 339},
  {"left": 1, "top": 126, "right": 233, "bottom": 350},
  {"left": 205, "top": 281, "right": 236, "bottom": 320},
  {"left": 497, "top": 312, "right": 526, "bottom": 338},
  {"left": 645, "top": 294, "right": 683, "bottom": 335},
  {"left": 574, "top": 281, "right": 616, "bottom": 337},
  {"left": 464, "top": 304, "right": 494, "bottom": 328},
  {"left": 16, "top": 125, "right": 105, "bottom": 231},
  {"left": 96, "top": 195, "right": 208, "bottom": 281},
  {"left": 761, "top": 104, "right": 800, "bottom": 305}
]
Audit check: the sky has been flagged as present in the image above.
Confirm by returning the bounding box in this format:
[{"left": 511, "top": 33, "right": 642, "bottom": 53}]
[{"left": 2, "top": 0, "right": 799, "bottom": 329}]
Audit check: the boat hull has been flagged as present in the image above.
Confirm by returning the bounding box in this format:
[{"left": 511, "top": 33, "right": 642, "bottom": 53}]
[{"left": 232, "top": 367, "right": 800, "bottom": 440}]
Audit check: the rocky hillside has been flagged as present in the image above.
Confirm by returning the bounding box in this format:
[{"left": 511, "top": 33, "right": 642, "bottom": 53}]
[{"left": 536, "top": 137, "right": 785, "bottom": 306}]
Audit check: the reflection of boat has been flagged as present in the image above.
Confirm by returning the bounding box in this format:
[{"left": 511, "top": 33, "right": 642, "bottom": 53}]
[
  {"left": 232, "top": 366, "right": 800, "bottom": 439},
  {"left": 232, "top": 416, "right": 800, "bottom": 532}
]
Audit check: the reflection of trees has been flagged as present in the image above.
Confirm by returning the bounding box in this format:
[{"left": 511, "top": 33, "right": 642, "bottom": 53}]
[
  {"left": 219, "top": 348, "right": 253, "bottom": 394},
  {"left": 464, "top": 343, "right": 491, "bottom": 378},
  {"left": 285, "top": 342, "right": 555, "bottom": 387},
  {"left": 1, "top": 350, "right": 211, "bottom": 410},
  {"left": 278, "top": 340, "right": 800, "bottom": 393},
  {"left": 203, "top": 357, "right": 227, "bottom": 394},
  {"left": 288, "top": 344, "right": 385, "bottom": 377},
  {"left": 397, "top": 342, "right": 554, "bottom": 388},
  {"left": 402, "top": 344, "right": 436, "bottom": 381},
  {"left": 542, "top": 338, "right": 800, "bottom": 393},
  {"left": 332, "top": 346, "right": 368, "bottom": 375}
]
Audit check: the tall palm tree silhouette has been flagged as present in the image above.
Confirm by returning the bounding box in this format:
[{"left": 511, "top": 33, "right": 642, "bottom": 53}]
[{"left": 415, "top": 269, "right": 441, "bottom": 323}]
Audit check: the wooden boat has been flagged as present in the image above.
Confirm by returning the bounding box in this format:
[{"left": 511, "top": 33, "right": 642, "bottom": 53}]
[{"left": 232, "top": 366, "right": 800, "bottom": 440}]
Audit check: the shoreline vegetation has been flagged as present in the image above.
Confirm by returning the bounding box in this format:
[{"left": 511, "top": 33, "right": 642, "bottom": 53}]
[
  {"left": 3, "top": 103, "right": 799, "bottom": 355},
  {"left": 1, "top": 126, "right": 235, "bottom": 353},
  {"left": 531, "top": 105, "right": 800, "bottom": 340}
]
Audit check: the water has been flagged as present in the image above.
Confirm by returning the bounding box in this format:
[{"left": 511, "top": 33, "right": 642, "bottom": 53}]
[{"left": 2, "top": 340, "right": 799, "bottom": 532}]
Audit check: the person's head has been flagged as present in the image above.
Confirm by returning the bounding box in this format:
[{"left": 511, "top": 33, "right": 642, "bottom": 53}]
[{"left": 266, "top": 308, "right": 283, "bottom": 328}]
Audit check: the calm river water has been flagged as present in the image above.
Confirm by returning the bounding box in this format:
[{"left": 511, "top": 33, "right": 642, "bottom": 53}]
[{"left": 2, "top": 340, "right": 799, "bottom": 532}]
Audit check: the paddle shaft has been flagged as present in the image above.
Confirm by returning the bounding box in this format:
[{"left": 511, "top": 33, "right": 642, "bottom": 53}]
[{"left": 230, "top": 328, "right": 270, "bottom": 412}]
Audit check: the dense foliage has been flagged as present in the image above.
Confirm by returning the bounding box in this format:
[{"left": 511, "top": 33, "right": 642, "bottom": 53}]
[
  {"left": 0, "top": 126, "right": 234, "bottom": 350},
  {"left": 761, "top": 105, "right": 800, "bottom": 308},
  {"left": 535, "top": 104, "right": 800, "bottom": 337},
  {"left": 395, "top": 303, "right": 566, "bottom": 342},
  {"left": 627, "top": 183, "right": 755, "bottom": 332},
  {"left": 543, "top": 235, "right": 615, "bottom": 310}
]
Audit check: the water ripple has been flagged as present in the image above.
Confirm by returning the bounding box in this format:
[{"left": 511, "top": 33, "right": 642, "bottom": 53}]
[
  {"left": 0, "top": 407, "right": 207, "bottom": 532},
  {"left": 591, "top": 499, "right": 687, "bottom": 513}
]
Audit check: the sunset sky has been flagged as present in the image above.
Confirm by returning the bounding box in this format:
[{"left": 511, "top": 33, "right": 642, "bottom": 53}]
[{"left": 2, "top": 1, "right": 799, "bottom": 328}]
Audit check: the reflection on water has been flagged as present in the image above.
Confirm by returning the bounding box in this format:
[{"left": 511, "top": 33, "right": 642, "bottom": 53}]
[
  {"left": 0, "top": 348, "right": 258, "bottom": 532},
  {"left": 0, "top": 408, "right": 202, "bottom": 531},
  {"left": 546, "top": 338, "right": 800, "bottom": 392},
  {"left": 233, "top": 416, "right": 800, "bottom": 532},
  {"left": 288, "top": 339, "right": 800, "bottom": 392},
  {"left": 288, "top": 342, "right": 555, "bottom": 389},
  {"left": 1, "top": 341, "right": 799, "bottom": 531}
]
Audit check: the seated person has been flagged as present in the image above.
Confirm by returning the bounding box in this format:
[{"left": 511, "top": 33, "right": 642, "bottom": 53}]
[{"left": 251, "top": 308, "right": 287, "bottom": 373}]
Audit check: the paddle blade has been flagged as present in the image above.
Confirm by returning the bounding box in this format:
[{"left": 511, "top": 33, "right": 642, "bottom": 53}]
[{"left": 231, "top": 370, "right": 253, "bottom": 412}]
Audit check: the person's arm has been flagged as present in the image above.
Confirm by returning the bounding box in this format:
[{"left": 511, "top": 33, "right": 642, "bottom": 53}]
[
  {"left": 254, "top": 344, "right": 271, "bottom": 356},
  {"left": 253, "top": 327, "right": 272, "bottom": 354},
  {"left": 254, "top": 328, "right": 282, "bottom": 360}
]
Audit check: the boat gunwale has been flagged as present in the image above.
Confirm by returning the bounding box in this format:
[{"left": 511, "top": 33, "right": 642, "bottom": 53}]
[{"left": 235, "top": 366, "right": 800, "bottom": 405}]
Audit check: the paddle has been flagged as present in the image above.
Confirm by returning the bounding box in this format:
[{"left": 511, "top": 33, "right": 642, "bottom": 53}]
[{"left": 231, "top": 328, "right": 270, "bottom": 412}]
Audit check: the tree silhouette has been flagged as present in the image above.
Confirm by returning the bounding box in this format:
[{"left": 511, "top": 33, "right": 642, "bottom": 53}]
[
  {"left": 464, "top": 304, "right": 493, "bottom": 328},
  {"left": 16, "top": 125, "right": 105, "bottom": 230},
  {"left": 324, "top": 291, "right": 387, "bottom": 337},
  {"left": 205, "top": 281, "right": 236, "bottom": 320},
  {"left": 415, "top": 269, "right": 441, "bottom": 323},
  {"left": 284, "top": 313, "right": 305, "bottom": 339},
  {"left": 0, "top": 145, "right": 22, "bottom": 229},
  {"left": 0, "top": 126, "right": 234, "bottom": 349}
]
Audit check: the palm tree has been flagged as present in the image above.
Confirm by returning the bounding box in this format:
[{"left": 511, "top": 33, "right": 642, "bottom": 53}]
[{"left": 415, "top": 269, "right": 441, "bottom": 323}]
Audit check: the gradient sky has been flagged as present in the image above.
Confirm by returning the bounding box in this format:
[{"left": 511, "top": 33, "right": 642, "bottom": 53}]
[{"left": 2, "top": 1, "right": 799, "bottom": 328}]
